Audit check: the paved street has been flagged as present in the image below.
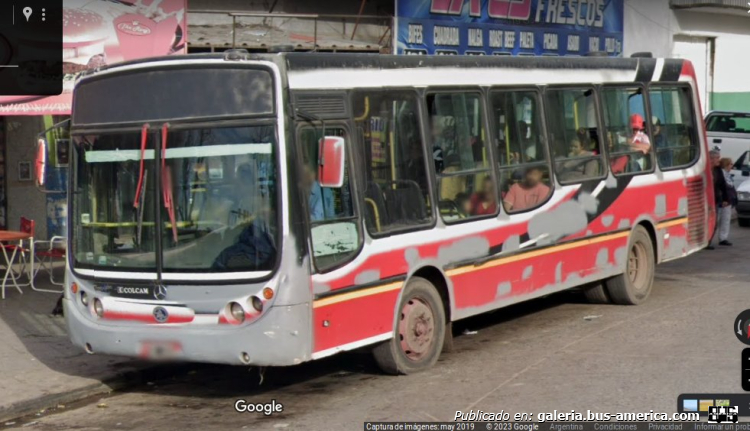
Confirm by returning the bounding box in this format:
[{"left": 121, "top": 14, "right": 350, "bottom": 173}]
[{"left": 4, "top": 227, "right": 749, "bottom": 431}]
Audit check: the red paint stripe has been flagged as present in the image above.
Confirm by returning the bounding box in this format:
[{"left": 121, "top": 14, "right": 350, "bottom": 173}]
[
  {"left": 323, "top": 187, "right": 583, "bottom": 290},
  {"left": 321, "top": 179, "right": 692, "bottom": 292},
  {"left": 102, "top": 310, "right": 194, "bottom": 324},
  {"left": 313, "top": 288, "right": 399, "bottom": 353}
]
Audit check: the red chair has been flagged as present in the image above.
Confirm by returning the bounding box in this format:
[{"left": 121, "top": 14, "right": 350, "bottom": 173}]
[
  {"left": 35, "top": 236, "right": 66, "bottom": 287},
  {"left": 3, "top": 217, "right": 64, "bottom": 292}
]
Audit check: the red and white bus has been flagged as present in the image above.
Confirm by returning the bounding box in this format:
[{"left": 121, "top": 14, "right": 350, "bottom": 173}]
[{"left": 58, "top": 53, "right": 712, "bottom": 374}]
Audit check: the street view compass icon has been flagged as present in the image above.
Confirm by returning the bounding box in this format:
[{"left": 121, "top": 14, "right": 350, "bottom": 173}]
[{"left": 734, "top": 310, "right": 750, "bottom": 345}]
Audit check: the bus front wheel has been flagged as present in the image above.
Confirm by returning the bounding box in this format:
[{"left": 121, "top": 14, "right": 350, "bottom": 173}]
[
  {"left": 604, "top": 226, "right": 655, "bottom": 305},
  {"left": 373, "top": 277, "right": 446, "bottom": 375}
]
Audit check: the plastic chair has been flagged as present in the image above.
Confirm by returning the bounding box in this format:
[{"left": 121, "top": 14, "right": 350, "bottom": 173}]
[
  {"left": 4, "top": 218, "right": 64, "bottom": 293},
  {"left": 34, "top": 236, "right": 66, "bottom": 287}
]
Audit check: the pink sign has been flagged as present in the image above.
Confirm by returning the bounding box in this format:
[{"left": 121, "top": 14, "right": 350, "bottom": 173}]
[{"left": 0, "top": 0, "right": 187, "bottom": 115}]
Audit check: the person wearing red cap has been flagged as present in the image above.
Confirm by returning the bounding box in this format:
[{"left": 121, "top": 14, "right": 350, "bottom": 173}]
[{"left": 628, "top": 113, "right": 651, "bottom": 154}]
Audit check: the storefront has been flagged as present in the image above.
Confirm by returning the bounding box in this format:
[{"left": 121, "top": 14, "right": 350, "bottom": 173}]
[
  {"left": 0, "top": 0, "right": 187, "bottom": 239},
  {"left": 394, "top": 0, "right": 624, "bottom": 56}
]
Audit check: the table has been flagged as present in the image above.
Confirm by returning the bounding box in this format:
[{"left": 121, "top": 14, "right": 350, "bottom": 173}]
[{"left": 0, "top": 231, "right": 30, "bottom": 299}]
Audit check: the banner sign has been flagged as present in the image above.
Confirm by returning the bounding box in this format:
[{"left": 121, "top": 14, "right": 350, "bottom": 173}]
[
  {"left": 0, "top": 0, "right": 187, "bottom": 115},
  {"left": 395, "top": 0, "right": 623, "bottom": 57}
]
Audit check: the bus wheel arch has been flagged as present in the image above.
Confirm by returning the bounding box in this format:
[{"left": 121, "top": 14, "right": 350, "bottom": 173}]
[
  {"left": 604, "top": 224, "right": 656, "bottom": 305},
  {"left": 638, "top": 220, "right": 659, "bottom": 265},
  {"left": 372, "top": 268, "right": 450, "bottom": 375},
  {"left": 411, "top": 266, "right": 454, "bottom": 353}
]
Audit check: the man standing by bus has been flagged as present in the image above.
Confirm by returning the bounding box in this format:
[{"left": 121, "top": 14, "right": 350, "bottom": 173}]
[{"left": 707, "top": 149, "right": 730, "bottom": 250}]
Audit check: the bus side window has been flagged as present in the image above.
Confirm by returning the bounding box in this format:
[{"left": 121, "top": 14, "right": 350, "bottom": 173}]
[
  {"left": 601, "top": 86, "right": 654, "bottom": 176},
  {"left": 426, "top": 92, "right": 495, "bottom": 222},
  {"left": 297, "top": 127, "right": 360, "bottom": 272},
  {"left": 648, "top": 86, "right": 700, "bottom": 170},
  {"left": 491, "top": 90, "right": 553, "bottom": 214},
  {"left": 353, "top": 90, "right": 433, "bottom": 235},
  {"left": 546, "top": 87, "right": 606, "bottom": 183}
]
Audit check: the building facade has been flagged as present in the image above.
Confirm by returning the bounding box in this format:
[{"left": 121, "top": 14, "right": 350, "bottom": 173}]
[{"left": 624, "top": 0, "right": 750, "bottom": 114}]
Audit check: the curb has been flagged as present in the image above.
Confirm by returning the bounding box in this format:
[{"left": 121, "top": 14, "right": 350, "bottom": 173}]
[
  {"left": 0, "top": 364, "right": 196, "bottom": 424},
  {"left": 0, "top": 381, "right": 120, "bottom": 425}
]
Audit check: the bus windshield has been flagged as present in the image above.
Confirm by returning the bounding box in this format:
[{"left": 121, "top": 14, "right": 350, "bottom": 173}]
[{"left": 72, "top": 125, "right": 279, "bottom": 274}]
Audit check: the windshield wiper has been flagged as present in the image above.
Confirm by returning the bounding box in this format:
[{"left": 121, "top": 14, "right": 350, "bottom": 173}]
[
  {"left": 134, "top": 124, "right": 149, "bottom": 246},
  {"left": 161, "top": 123, "right": 178, "bottom": 244},
  {"left": 136, "top": 170, "right": 148, "bottom": 246}
]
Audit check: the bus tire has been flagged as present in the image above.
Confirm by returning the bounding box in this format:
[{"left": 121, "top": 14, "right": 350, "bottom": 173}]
[
  {"left": 583, "top": 283, "right": 610, "bottom": 304},
  {"left": 738, "top": 218, "right": 750, "bottom": 228},
  {"left": 372, "top": 277, "right": 446, "bottom": 375},
  {"left": 604, "top": 226, "right": 655, "bottom": 305}
]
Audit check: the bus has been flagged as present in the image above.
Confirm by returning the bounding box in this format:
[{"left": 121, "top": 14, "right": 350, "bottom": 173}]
[{"left": 51, "top": 52, "right": 713, "bottom": 374}]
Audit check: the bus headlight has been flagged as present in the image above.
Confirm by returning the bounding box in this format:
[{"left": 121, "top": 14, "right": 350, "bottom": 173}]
[
  {"left": 739, "top": 191, "right": 750, "bottom": 201},
  {"left": 230, "top": 302, "right": 245, "bottom": 323},
  {"left": 93, "top": 298, "right": 104, "bottom": 318},
  {"left": 250, "top": 296, "right": 263, "bottom": 312},
  {"left": 80, "top": 291, "right": 89, "bottom": 306}
]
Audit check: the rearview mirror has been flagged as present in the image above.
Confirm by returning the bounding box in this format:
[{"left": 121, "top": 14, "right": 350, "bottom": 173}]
[
  {"left": 35, "top": 138, "right": 47, "bottom": 188},
  {"left": 318, "top": 136, "right": 345, "bottom": 188}
]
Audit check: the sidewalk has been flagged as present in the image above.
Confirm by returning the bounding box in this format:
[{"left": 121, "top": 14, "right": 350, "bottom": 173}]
[{"left": 0, "top": 273, "right": 148, "bottom": 423}]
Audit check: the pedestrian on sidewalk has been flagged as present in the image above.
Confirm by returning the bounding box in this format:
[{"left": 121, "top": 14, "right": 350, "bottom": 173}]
[
  {"left": 707, "top": 149, "right": 729, "bottom": 249},
  {"left": 718, "top": 157, "right": 737, "bottom": 246}
]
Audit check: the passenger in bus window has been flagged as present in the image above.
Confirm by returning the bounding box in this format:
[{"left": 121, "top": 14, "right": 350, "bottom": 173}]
[
  {"left": 626, "top": 114, "right": 651, "bottom": 171},
  {"left": 608, "top": 132, "right": 630, "bottom": 175},
  {"left": 503, "top": 166, "right": 550, "bottom": 213},
  {"left": 628, "top": 114, "right": 651, "bottom": 154},
  {"left": 406, "top": 139, "right": 428, "bottom": 192},
  {"left": 652, "top": 116, "right": 671, "bottom": 167},
  {"left": 559, "top": 137, "right": 598, "bottom": 180},
  {"left": 455, "top": 192, "right": 472, "bottom": 216},
  {"left": 469, "top": 176, "right": 497, "bottom": 216},
  {"left": 431, "top": 116, "right": 455, "bottom": 171}
]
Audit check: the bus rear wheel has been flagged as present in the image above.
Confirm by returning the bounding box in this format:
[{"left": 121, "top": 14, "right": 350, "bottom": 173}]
[
  {"left": 604, "top": 226, "right": 655, "bottom": 305},
  {"left": 373, "top": 277, "right": 446, "bottom": 375},
  {"left": 583, "top": 283, "right": 610, "bottom": 304}
]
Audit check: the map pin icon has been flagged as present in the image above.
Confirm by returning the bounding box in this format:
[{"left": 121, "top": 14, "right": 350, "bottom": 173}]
[{"left": 23, "top": 7, "right": 33, "bottom": 22}]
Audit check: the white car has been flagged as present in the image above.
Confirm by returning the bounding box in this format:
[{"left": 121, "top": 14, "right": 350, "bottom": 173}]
[
  {"left": 735, "top": 178, "right": 750, "bottom": 227},
  {"left": 706, "top": 111, "right": 750, "bottom": 168}
]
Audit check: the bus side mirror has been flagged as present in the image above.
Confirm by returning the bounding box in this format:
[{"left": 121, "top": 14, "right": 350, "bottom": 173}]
[
  {"left": 318, "top": 136, "right": 345, "bottom": 188},
  {"left": 35, "top": 138, "right": 47, "bottom": 188}
]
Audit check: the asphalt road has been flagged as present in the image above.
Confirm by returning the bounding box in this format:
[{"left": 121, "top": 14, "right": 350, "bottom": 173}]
[{"left": 8, "top": 227, "right": 750, "bottom": 431}]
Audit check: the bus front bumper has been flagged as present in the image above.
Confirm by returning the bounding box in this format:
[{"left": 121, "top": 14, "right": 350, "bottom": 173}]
[{"left": 63, "top": 298, "right": 312, "bottom": 366}]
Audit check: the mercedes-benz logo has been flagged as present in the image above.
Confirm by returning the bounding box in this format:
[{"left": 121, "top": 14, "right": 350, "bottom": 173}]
[
  {"left": 153, "top": 285, "right": 167, "bottom": 301},
  {"left": 153, "top": 306, "right": 169, "bottom": 323}
]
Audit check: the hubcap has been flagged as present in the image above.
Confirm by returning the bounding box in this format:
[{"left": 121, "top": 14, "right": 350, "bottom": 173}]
[{"left": 398, "top": 297, "right": 435, "bottom": 361}]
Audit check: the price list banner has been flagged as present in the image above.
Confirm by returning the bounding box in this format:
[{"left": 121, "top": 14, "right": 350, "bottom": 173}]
[{"left": 395, "top": 0, "right": 623, "bottom": 57}]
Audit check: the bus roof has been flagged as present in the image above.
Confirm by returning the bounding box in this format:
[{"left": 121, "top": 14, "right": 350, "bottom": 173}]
[{"left": 77, "top": 52, "right": 691, "bottom": 90}]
